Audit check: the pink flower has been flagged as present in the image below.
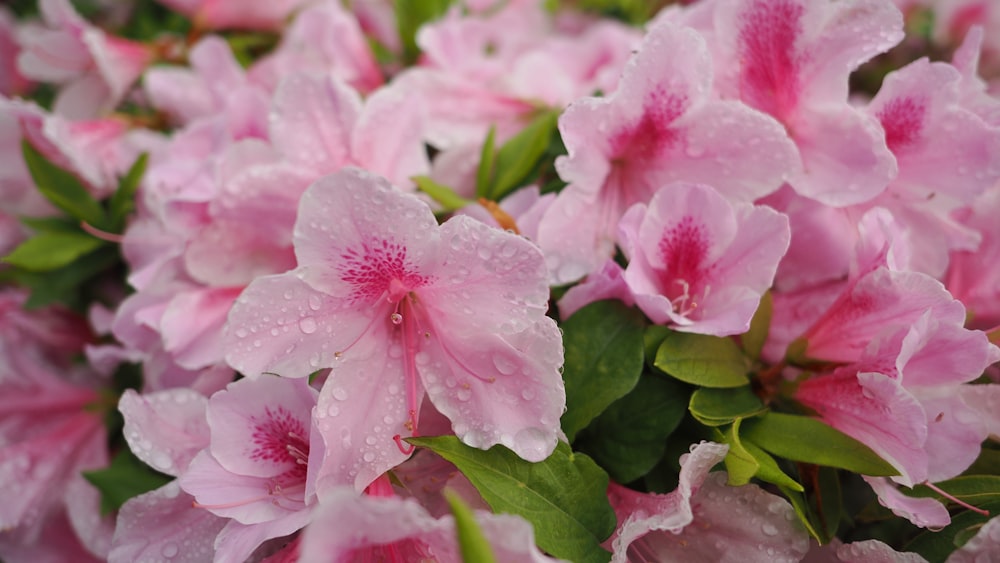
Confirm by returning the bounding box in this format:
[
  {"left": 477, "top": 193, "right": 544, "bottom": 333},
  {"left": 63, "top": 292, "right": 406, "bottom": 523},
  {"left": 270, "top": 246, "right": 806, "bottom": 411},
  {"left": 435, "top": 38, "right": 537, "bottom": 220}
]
[
  {"left": 0, "top": 8, "right": 32, "bottom": 97},
  {"left": 666, "top": 0, "right": 903, "bottom": 206},
  {"left": 946, "top": 188, "right": 1000, "bottom": 329},
  {"left": 296, "top": 487, "right": 557, "bottom": 563},
  {"left": 606, "top": 441, "right": 810, "bottom": 563},
  {"left": 617, "top": 183, "right": 790, "bottom": 336},
  {"left": 178, "top": 375, "right": 318, "bottom": 563},
  {"left": 16, "top": 0, "right": 152, "bottom": 118},
  {"left": 156, "top": 0, "right": 311, "bottom": 30},
  {"left": 225, "top": 168, "right": 565, "bottom": 495},
  {"left": 537, "top": 21, "right": 797, "bottom": 283}
]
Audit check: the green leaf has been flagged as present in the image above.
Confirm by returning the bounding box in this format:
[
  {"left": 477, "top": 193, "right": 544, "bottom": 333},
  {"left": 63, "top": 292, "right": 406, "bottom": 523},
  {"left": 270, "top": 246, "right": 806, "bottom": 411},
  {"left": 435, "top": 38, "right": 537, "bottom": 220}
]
[
  {"left": 5, "top": 245, "right": 120, "bottom": 310},
  {"left": 816, "top": 466, "right": 843, "bottom": 539},
  {"left": 905, "top": 475, "right": 1000, "bottom": 506},
  {"left": 109, "top": 152, "right": 147, "bottom": 231},
  {"left": 740, "top": 438, "right": 803, "bottom": 492},
  {"left": 413, "top": 175, "right": 471, "bottom": 211},
  {"left": 475, "top": 126, "right": 497, "bottom": 198},
  {"left": 575, "top": 373, "right": 689, "bottom": 483},
  {"left": 741, "top": 412, "right": 898, "bottom": 476},
  {"left": 408, "top": 437, "right": 615, "bottom": 563},
  {"left": 82, "top": 448, "right": 172, "bottom": 515},
  {"left": 689, "top": 386, "right": 766, "bottom": 426},
  {"left": 3, "top": 230, "right": 107, "bottom": 271},
  {"left": 906, "top": 500, "right": 1000, "bottom": 563},
  {"left": 741, "top": 290, "right": 772, "bottom": 360},
  {"left": 395, "top": 0, "right": 454, "bottom": 63},
  {"left": 446, "top": 490, "right": 497, "bottom": 563},
  {"left": 653, "top": 331, "right": 751, "bottom": 388},
  {"left": 721, "top": 420, "right": 758, "bottom": 487},
  {"left": 19, "top": 215, "right": 81, "bottom": 233},
  {"left": 22, "top": 140, "right": 108, "bottom": 228},
  {"left": 643, "top": 325, "right": 672, "bottom": 369},
  {"left": 561, "top": 300, "right": 647, "bottom": 442},
  {"left": 488, "top": 110, "right": 560, "bottom": 200}
]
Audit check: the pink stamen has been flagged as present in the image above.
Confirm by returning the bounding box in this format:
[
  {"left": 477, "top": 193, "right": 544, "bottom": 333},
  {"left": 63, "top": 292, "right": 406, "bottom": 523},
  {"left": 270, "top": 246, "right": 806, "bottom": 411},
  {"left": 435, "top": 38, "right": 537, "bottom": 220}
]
[
  {"left": 392, "top": 434, "right": 415, "bottom": 455},
  {"left": 923, "top": 481, "right": 990, "bottom": 516}
]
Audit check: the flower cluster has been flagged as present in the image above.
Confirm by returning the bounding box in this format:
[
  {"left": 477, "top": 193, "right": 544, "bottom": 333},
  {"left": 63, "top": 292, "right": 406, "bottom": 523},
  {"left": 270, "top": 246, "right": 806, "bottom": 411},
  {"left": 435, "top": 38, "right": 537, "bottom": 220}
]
[{"left": 1, "top": 0, "right": 1000, "bottom": 561}]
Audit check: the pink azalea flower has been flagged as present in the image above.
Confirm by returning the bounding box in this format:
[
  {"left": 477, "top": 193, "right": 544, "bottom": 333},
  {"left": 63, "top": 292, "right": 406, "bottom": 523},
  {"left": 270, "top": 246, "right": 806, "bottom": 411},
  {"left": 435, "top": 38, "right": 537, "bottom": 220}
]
[
  {"left": 224, "top": 168, "right": 565, "bottom": 495},
  {"left": 178, "top": 375, "right": 318, "bottom": 563},
  {"left": 248, "top": 1, "right": 383, "bottom": 94},
  {"left": 666, "top": 0, "right": 903, "bottom": 206},
  {"left": 796, "top": 309, "right": 998, "bottom": 488},
  {"left": 537, "top": 21, "right": 797, "bottom": 284},
  {"left": 557, "top": 259, "right": 636, "bottom": 320},
  {"left": 0, "top": 8, "right": 31, "bottom": 97},
  {"left": 16, "top": 0, "right": 152, "bottom": 118},
  {"left": 399, "top": 1, "right": 640, "bottom": 149},
  {"left": 946, "top": 188, "right": 1000, "bottom": 330},
  {"left": 606, "top": 441, "right": 810, "bottom": 563},
  {"left": 0, "top": 290, "right": 112, "bottom": 561},
  {"left": 617, "top": 183, "right": 790, "bottom": 336},
  {"left": 296, "top": 487, "right": 557, "bottom": 563},
  {"left": 805, "top": 537, "right": 930, "bottom": 562},
  {"left": 156, "top": 0, "right": 311, "bottom": 30},
  {"left": 947, "top": 514, "right": 1000, "bottom": 562}
]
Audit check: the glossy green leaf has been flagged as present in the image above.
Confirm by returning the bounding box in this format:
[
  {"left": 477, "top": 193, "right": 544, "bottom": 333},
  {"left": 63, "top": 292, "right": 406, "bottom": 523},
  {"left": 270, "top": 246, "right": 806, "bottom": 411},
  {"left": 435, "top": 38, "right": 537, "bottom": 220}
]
[
  {"left": 741, "top": 412, "right": 898, "bottom": 476},
  {"left": 488, "top": 110, "right": 560, "bottom": 200},
  {"left": 906, "top": 500, "right": 1000, "bottom": 563},
  {"left": 19, "top": 215, "right": 80, "bottom": 233},
  {"left": 414, "top": 175, "right": 471, "bottom": 211},
  {"left": 740, "top": 438, "right": 803, "bottom": 492},
  {"left": 561, "top": 300, "right": 647, "bottom": 442},
  {"left": 4, "top": 245, "right": 120, "bottom": 310},
  {"left": 475, "top": 125, "right": 497, "bottom": 198},
  {"left": 643, "top": 325, "right": 672, "bottom": 369},
  {"left": 3, "top": 230, "right": 106, "bottom": 271},
  {"left": 109, "top": 152, "right": 147, "bottom": 230},
  {"left": 446, "top": 490, "right": 497, "bottom": 563},
  {"left": 721, "top": 420, "right": 758, "bottom": 486},
  {"left": 574, "top": 373, "right": 689, "bottom": 483},
  {"left": 653, "top": 331, "right": 751, "bottom": 388},
  {"left": 22, "top": 140, "right": 107, "bottom": 228},
  {"left": 408, "top": 437, "right": 615, "bottom": 563},
  {"left": 82, "top": 448, "right": 172, "bottom": 515},
  {"left": 689, "top": 385, "right": 766, "bottom": 426},
  {"left": 816, "top": 466, "right": 843, "bottom": 539},
  {"left": 741, "top": 290, "right": 772, "bottom": 360}
]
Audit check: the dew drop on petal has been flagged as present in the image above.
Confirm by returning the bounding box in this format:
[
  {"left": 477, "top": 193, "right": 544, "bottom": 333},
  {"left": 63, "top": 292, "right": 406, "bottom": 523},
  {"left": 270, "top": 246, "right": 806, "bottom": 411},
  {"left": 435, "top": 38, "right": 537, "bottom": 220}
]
[
  {"left": 162, "top": 542, "right": 179, "bottom": 558},
  {"left": 761, "top": 522, "right": 779, "bottom": 536},
  {"left": 299, "top": 317, "right": 318, "bottom": 334},
  {"left": 331, "top": 388, "right": 348, "bottom": 401},
  {"left": 492, "top": 354, "right": 517, "bottom": 375},
  {"left": 391, "top": 313, "right": 403, "bottom": 325},
  {"left": 308, "top": 295, "right": 322, "bottom": 310}
]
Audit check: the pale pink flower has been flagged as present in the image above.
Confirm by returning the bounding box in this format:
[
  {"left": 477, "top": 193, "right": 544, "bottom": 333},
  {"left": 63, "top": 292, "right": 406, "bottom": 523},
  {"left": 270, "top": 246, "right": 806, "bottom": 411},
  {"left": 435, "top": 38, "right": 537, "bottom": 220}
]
[
  {"left": 248, "top": 1, "right": 383, "bottom": 94},
  {"left": 179, "top": 375, "right": 318, "bottom": 563},
  {"left": 606, "top": 441, "right": 810, "bottom": 563},
  {"left": 16, "top": 0, "right": 151, "bottom": 118},
  {"left": 665, "top": 0, "right": 903, "bottom": 206},
  {"left": 156, "top": 0, "right": 311, "bottom": 30},
  {"left": 225, "top": 168, "right": 565, "bottom": 495},
  {"left": 557, "top": 259, "right": 635, "bottom": 320},
  {"left": 537, "top": 21, "right": 797, "bottom": 283},
  {"left": 297, "top": 487, "right": 558, "bottom": 563},
  {"left": 946, "top": 514, "right": 1000, "bottom": 562},
  {"left": 617, "top": 183, "right": 790, "bottom": 336},
  {"left": 946, "top": 188, "right": 1000, "bottom": 330},
  {"left": 0, "top": 8, "right": 31, "bottom": 97},
  {"left": 805, "top": 537, "right": 930, "bottom": 562}
]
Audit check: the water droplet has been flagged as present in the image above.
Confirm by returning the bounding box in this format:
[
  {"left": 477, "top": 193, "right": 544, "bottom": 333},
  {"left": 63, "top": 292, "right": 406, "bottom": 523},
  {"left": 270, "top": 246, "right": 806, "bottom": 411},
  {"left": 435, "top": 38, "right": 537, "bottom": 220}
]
[
  {"left": 500, "top": 242, "right": 517, "bottom": 258},
  {"left": 365, "top": 436, "right": 377, "bottom": 445},
  {"left": 308, "top": 295, "right": 322, "bottom": 310},
  {"left": 363, "top": 452, "right": 375, "bottom": 462},
  {"left": 477, "top": 246, "right": 493, "bottom": 260},
  {"left": 162, "top": 542, "right": 179, "bottom": 558},
  {"left": 761, "top": 522, "right": 779, "bottom": 536},
  {"left": 299, "top": 317, "right": 317, "bottom": 334},
  {"left": 283, "top": 290, "right": 293, "bottom": 300},
  {"left": 391, "top": 313, "right": 403, "bottom": 325},
  {"left": 457, "top": 388, "right": 472, "bottom": 401},
  {"left": 331, "top": 388, "right": 348, "bottom": 401},
  {"left": 327, "top": 404, "right": 340, "bottom": 417},
  {"left": 492, "top": 354, "right": 517, "bottom": 375},
  {"left": 235, "top": 328, "right": 248, "bottom": 338},
  {"left": 521, "top": 388, "right": 536, "bottom": 401}
]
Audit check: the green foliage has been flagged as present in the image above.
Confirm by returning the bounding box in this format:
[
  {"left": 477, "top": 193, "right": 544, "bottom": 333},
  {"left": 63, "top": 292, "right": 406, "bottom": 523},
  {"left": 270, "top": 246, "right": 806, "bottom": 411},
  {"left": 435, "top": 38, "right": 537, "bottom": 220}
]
[
  {"left": 575, "top": 373, "right": 689, "bottom": 483},
  {"left": 560, "top": 300, "right": 647, "bottom": 442},
  {"left": 688, "top": 385, "right": 766, "bottom": 427},
  {"left": 906, "top": 475, "right": 1000, "bottom": 506},
  {"left": 446, "top": 490, "right": 497, "bottom": 563},
  {"left": 22, "top": 141, "right": 108, "bottom": 229},
  {"left": 3, "top": 231, "right": 106, "bottom": 271},
  {"left": 741, "top": 290, "right": 772, "bottom": 360},
  {"left": 906, "top": 500, "right": 1000, "bottom": 563},
  {"left": 413, "top": 175, "right": 472, "bottom": 211},
  {"left": 653, "top": 330, "right": 751, "bottom": 388},
  {"left": 476, "top": 111, "right": 561, "bottom": 201},
  {"left": 409, "top": 437, "right": 616, "bottom": 563},
  {"left": 395, "top": 0, "right": 454, "bottom": 63},
  {"left": 742, "top": 412, "right": 898, "bottom": 476},
  {"left": 82, "top": 449, "right": 172, "bottom": 515}
]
